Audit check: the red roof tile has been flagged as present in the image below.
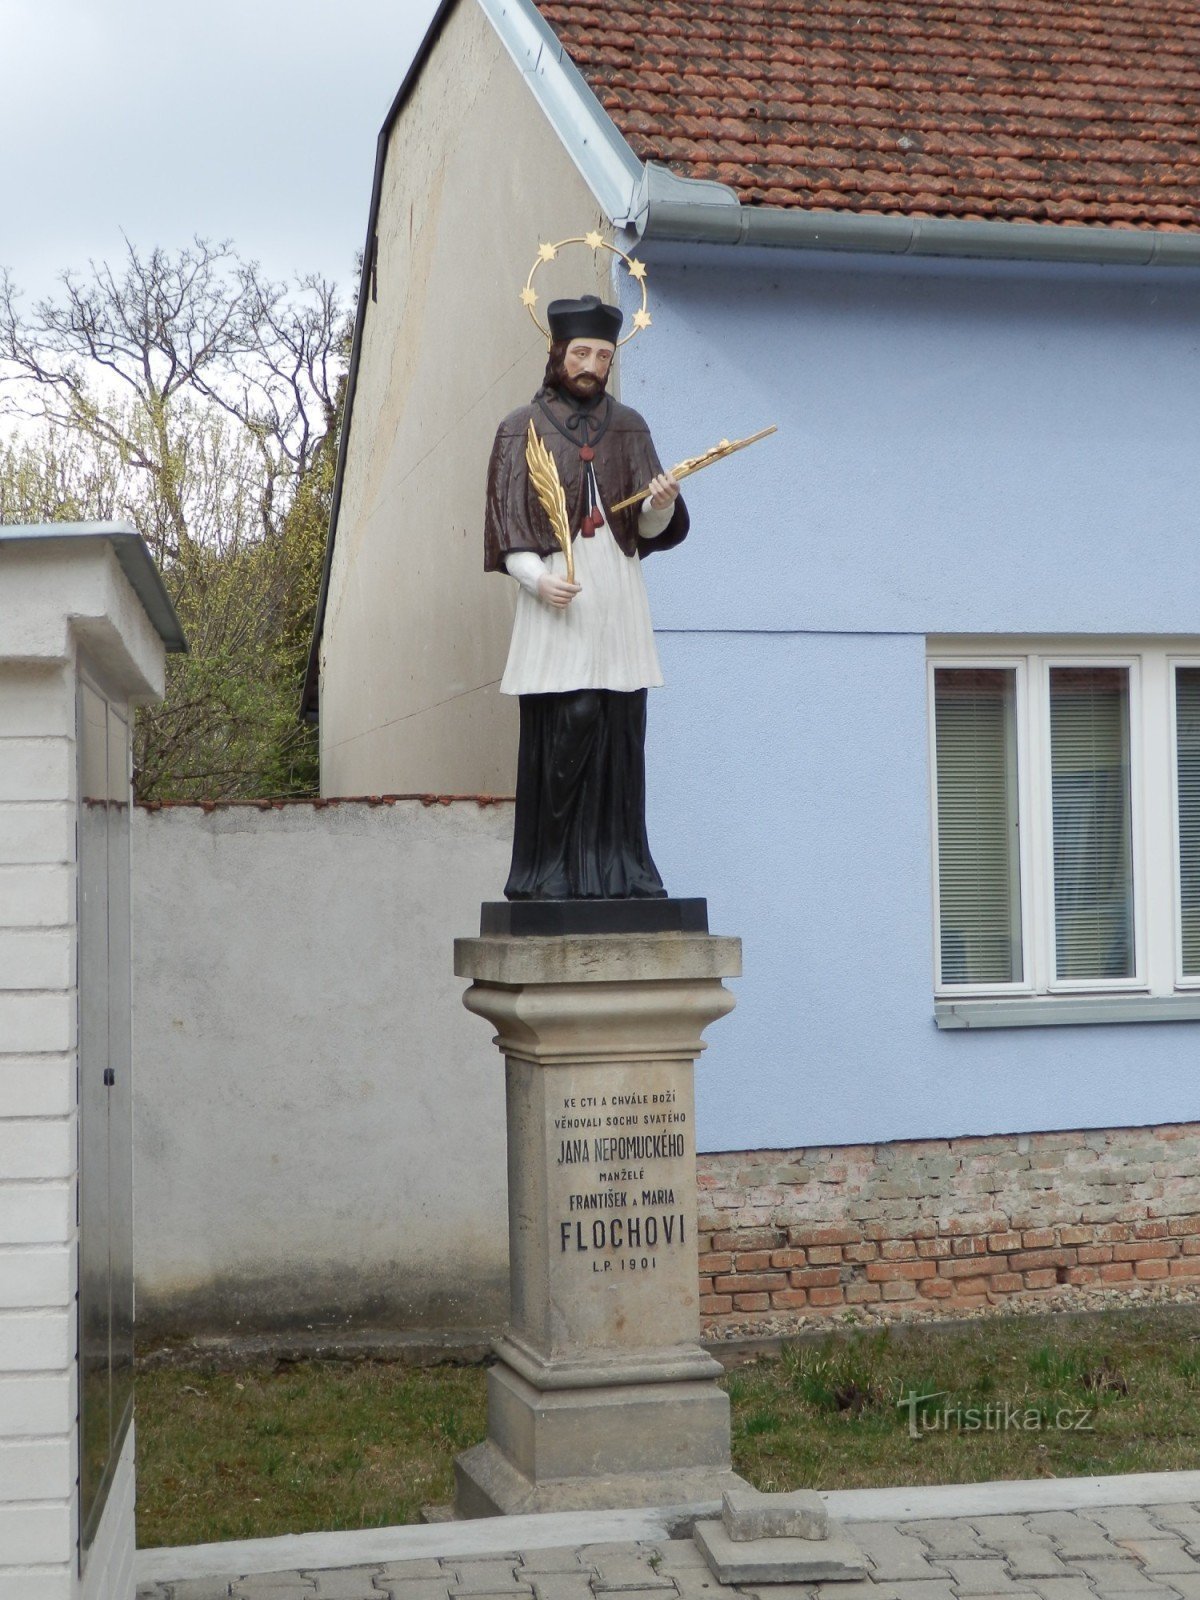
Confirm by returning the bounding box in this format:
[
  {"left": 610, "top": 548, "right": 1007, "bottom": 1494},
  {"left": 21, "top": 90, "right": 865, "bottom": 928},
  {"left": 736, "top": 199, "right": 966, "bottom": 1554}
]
[{"left": 535, "top": 0, "right": 1200, "bottom": 230}]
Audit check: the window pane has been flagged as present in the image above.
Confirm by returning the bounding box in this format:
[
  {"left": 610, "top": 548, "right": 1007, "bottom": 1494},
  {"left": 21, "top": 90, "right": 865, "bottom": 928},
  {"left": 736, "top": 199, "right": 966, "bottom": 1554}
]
[
  {"left": 1050, "top": 667, "right": 1133, "bottom": 980},
  {"left": 934, "top": 668, "right": 1022, "bottom": 985},
  {"left": 1176, "top": 668, "right": 1200, "bottom": 976}
]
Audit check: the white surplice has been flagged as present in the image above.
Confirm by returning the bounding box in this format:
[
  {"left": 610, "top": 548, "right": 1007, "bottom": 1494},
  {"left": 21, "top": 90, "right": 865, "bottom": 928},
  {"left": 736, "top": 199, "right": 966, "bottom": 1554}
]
[{"left": 500, "top": 499, "right": 672, "bottom": 696}]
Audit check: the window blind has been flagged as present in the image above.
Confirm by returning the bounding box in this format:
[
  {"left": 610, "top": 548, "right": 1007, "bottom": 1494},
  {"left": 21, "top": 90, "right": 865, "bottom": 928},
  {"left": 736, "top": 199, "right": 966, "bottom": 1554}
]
[
  {"left": 934, "top": 668, "right": 1022, "bottom": 985},
  {"left": 1049, "top": 667, "right": 1133, "bottom": 980},
  {"left": 1176, "top": 668, "right": 1200, "bottom": 977}
]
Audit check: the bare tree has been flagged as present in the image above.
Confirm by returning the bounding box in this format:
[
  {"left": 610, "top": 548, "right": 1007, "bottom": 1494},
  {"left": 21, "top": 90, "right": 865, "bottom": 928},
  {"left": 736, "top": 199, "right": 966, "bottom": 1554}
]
[{"left": 0, "top": 239, "right": 349, "bottom": 798}]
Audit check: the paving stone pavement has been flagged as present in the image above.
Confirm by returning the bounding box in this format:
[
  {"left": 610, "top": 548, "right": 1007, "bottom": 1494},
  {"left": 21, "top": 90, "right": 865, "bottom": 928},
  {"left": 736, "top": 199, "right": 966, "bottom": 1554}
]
[{"left": 135, "top": 1502, "right": 1200, "bottom": 1600}]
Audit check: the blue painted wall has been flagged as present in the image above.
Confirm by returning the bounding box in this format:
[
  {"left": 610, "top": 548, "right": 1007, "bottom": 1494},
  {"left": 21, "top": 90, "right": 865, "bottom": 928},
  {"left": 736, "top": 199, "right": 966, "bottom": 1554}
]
[{"left": 617, "top": 242, "right": 1200, "bottom": 1153}]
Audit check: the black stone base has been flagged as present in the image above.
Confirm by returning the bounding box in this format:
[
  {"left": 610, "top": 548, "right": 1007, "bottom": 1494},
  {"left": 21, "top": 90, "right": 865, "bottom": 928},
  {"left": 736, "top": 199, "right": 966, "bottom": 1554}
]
[{"left": 480, "top": 898, "right": 709, "bottom": 937}]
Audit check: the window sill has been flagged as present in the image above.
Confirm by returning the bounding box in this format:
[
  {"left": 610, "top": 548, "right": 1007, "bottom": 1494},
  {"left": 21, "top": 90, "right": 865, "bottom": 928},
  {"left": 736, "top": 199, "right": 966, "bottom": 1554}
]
[{"left": 935, "top": 994, "right": 1200, "bottom": 1030}]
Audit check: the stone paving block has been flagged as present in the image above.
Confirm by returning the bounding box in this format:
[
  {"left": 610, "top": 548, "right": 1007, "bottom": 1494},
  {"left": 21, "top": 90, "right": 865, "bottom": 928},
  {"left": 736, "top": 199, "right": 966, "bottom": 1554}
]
[
  {"left": 530, "top": 1576, "right": 599, "bottom": 1600},
  {"left": 1022, "top": 1581, "right": 1099, "bottom": 1600},
  {"left": 582, "top": 1547, "right": 664, "bottom": 1562},
  {"left": 231, "top": 1577, "right": 318, "bottom": 1599},
  {"left": 590, "top": 1588, "right": 678, "bottom": 1600},
  {"left": 733, "top": 1587, "right": 821, "bottom": 1600},
  {"left": 1084, "top": 1513, "right": 1176, "bottom": 1543},
  {"left": 908, "top": 1522, "right": 995, "bottom": 1560},
  {"left": 136, "top": 1586, "right": 171, "bottom": 1600},
  {"left": 1092, "top": 1590, "right": 1193, "bottom": 1600},
  {"left": 373, "top": 1580, "right": 453, "bottom": 1600},
  {"left": 1115, "top": 1540, "right": 1200, "bottom": 1576},
  {"left": 951, "top": 1593, "right": 1043, "bottom": 1600},
  {"left": 447, "top": 1588, "right": 532, "bottom": 1600},
  {"left": 968, "top": 1519, "right": 1038, "bottom": 1546},
  {"left": 1149, "top": 1511, "right": 1200, "bottom": 1540},
  {"left": 1162, "top": 1577, "right": 1200, "bottom": 1600},
  {"left": 171, "top": 1581, "right": 236, "bottom": 1600},
  {"left": 448, "top": 1563, "right": 529, "bottom": 1596},
  {"left": 812, "top": 1582, "right": 902, "bottom": 1600},
  {"left": 735, "top": 1586, "right": 822, "bottom": 1599},
  {"left": 376, "top": 1564, "right": 454, "bottom": 1582},
  {"left": 306, "top": 1570, "right": 387, "bottom": 1599},
  {"left": 977, "top": 1537, "right": 1069, "bottom": 1579},
  {"left": 585, "top": 1548, "right": 675, "bottom": 1592},
  {"left": 1064, "top": 1561, "right": 1177, "bottom": 1594},
  {"left": 887, "top": 1581, "right": 960, "bottom": 1600},
  {"left": 518, "top": 1550, "right": 595, "bottom": 1575},
  {"left": 723, "top": 1488, "right": 829, "bottom": 1543},
  {"left": 854, "top": 1524, "right": 944, "bottom": 1581},
  {"left": 1025, "top": 1515, "right": 1119, "bottom": 1560},
  {"left": 929, "top": 1562, "right": 1028, "bottom": 1595},
  {"left": 665, "top": 1573, "right": 723, "bottom": 1600}
]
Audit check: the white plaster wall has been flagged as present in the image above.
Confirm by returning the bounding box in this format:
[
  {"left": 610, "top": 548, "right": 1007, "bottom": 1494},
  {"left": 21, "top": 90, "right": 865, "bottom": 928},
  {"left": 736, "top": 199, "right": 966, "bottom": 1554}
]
[
  {"left": 318, "top": 0, "right": 614, "bottom": 797},
  {"left": 130, "top": 800, "right": 513, "bottom": 1336}
]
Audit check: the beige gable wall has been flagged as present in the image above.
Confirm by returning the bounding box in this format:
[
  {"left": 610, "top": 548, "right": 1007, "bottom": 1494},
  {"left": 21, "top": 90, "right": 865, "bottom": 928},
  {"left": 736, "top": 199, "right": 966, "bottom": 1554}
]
[{"left": 319, "top": 0, "right": 616, "bottom": 797}]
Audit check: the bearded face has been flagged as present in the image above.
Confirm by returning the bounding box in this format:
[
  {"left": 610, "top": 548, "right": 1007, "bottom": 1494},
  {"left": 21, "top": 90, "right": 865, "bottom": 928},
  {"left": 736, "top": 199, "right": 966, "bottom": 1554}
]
[{"left": 544, "top": 337, "right": 615, "bottom": 400}]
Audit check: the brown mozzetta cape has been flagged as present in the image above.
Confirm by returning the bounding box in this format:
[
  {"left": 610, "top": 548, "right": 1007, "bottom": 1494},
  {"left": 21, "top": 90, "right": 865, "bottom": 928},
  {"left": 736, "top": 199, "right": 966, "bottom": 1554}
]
[{"left": 483, "top": 388, "right": 689, "bottom": 572}]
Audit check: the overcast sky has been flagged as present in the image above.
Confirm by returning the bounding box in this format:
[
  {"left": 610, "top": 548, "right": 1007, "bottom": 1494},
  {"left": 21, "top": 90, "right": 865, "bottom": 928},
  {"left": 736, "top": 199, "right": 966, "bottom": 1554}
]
[{"left": 0, "top": 0, "right": 442, "bottom": 305}]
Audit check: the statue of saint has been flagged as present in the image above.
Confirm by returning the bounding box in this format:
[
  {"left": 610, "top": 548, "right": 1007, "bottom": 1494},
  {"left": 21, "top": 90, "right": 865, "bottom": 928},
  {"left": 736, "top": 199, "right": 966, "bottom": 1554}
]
[{"left": 484, "top": 293, "right": 689, "bottom": 900}]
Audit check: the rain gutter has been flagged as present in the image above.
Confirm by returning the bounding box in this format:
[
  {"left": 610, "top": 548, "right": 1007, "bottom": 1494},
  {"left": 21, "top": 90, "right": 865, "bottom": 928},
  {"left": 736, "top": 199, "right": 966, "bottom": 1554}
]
[{"left": 629, "top": 161, "right": 1200, "bottom": 268}]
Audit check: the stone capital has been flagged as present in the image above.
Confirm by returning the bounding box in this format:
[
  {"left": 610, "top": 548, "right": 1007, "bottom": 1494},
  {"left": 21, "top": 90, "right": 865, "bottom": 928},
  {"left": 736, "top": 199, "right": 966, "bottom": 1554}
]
[{"left": 456, "top": 932, "right": 741, "bottom": 1066}]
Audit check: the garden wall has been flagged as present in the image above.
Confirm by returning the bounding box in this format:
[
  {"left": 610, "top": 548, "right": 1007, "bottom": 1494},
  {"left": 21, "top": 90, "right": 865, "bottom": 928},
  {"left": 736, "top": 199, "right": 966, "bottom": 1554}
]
[
  {"left": 697, "top": 1126, "right": 1200, "bottom": 1333},
  {"left": 130, "top": 801, "right": 1200, "bottom": 1342},
  {"left": 131, "top": 797, "right": 512, "bottom": 1339}
]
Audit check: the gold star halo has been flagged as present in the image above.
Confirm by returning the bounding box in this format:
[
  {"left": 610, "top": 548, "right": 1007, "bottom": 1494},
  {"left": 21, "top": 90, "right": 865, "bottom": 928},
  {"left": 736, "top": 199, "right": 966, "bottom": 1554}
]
[{"left": 519, "top": 231, "right": 651, "bottom": 348}]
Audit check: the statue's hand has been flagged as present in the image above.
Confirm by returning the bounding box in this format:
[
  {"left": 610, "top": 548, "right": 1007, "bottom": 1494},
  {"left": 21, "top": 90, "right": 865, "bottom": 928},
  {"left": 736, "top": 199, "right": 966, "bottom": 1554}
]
[
  {"left": 647, "top": 471, "right": 680, "bottom": 509},
  {"left": 537, "top": 574, "right": 582, "bottom": 609}
]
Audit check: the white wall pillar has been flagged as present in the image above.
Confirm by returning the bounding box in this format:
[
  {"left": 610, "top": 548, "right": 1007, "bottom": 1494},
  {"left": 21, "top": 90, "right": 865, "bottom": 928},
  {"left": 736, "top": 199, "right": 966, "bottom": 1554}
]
[{"left": 0, "top": 526, "right": 182, "bottom": 1600}]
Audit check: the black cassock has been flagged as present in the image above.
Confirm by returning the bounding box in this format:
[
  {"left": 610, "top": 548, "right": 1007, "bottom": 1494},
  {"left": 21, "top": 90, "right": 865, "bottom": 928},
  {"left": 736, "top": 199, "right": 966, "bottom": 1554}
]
[
  {"left": 506, "top": 688, "right": 661, "bottom": 900},
  {"left": 484, "top": 386, "right": 689, "bottom": 901}
]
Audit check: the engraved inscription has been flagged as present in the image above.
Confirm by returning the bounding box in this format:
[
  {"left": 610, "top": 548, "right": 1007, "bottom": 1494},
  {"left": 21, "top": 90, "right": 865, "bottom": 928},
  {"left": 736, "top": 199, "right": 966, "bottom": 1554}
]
[{"left": 552, "top": 1086, "right": 689, "bottom": 1272}]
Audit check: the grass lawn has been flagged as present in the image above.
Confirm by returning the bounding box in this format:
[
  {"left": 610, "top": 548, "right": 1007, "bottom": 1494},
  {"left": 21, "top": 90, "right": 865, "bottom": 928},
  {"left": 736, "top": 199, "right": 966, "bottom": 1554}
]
[{"left": 136, "top": 1305, "right": 1200, "bottom": 1550}]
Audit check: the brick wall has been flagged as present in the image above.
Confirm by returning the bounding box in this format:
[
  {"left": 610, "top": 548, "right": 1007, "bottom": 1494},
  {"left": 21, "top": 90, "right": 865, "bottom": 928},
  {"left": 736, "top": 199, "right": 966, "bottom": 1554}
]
[{"left": 697, "top": 1126, "right": 1200, "bottom": 1330}]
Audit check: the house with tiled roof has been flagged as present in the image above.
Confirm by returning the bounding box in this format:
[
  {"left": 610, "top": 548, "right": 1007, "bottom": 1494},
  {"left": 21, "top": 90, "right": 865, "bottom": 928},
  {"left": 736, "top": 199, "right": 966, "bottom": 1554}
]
[{"left": 306, "top": 0, "right": 1200, "bottom": 1327}]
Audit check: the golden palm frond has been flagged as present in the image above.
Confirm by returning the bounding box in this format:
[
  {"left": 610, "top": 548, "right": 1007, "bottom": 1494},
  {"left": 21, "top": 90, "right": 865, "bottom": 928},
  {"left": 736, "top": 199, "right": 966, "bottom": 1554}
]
[{"left": 525, "top": 421, "right": 574, "bottom": 583}]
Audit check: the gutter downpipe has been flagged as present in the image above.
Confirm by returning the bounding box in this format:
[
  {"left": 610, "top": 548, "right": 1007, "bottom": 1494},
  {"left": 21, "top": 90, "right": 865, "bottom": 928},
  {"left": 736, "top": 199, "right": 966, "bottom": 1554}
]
[{"left": 628, "top": 161, "right": 1200, "bottom": 268}]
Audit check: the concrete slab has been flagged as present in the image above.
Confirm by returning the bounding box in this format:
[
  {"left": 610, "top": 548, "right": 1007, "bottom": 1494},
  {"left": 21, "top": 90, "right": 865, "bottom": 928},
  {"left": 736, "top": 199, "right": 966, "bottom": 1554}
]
[
  {"left": 693, "top": 1520, "right": 867, "bottom": 1584},
  {"left": 136, "top": 1505, "right": 717, "bottom": 1586}
]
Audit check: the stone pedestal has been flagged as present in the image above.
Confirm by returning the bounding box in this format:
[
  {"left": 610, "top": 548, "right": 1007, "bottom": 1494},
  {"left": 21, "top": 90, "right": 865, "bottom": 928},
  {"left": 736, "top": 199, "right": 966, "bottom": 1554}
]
[{"left": 453, "top": 928, "right": 744, "bottom": 1516}]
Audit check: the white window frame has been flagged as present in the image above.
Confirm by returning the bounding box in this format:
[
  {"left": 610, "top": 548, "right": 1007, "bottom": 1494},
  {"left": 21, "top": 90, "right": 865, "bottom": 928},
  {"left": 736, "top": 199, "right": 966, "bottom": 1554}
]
[
  {"left": 1037, "top": 652, "right": 1144, "bottom": 995},
  {"left": 927, "top": 656, "right": 1033, "bottom": 996},
  {"left": 1170, "top": 655, "right": 1200, "bottom": 991},
  {"left": 929, "top": 638, "right": 1200, "bottom": 1009}
]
